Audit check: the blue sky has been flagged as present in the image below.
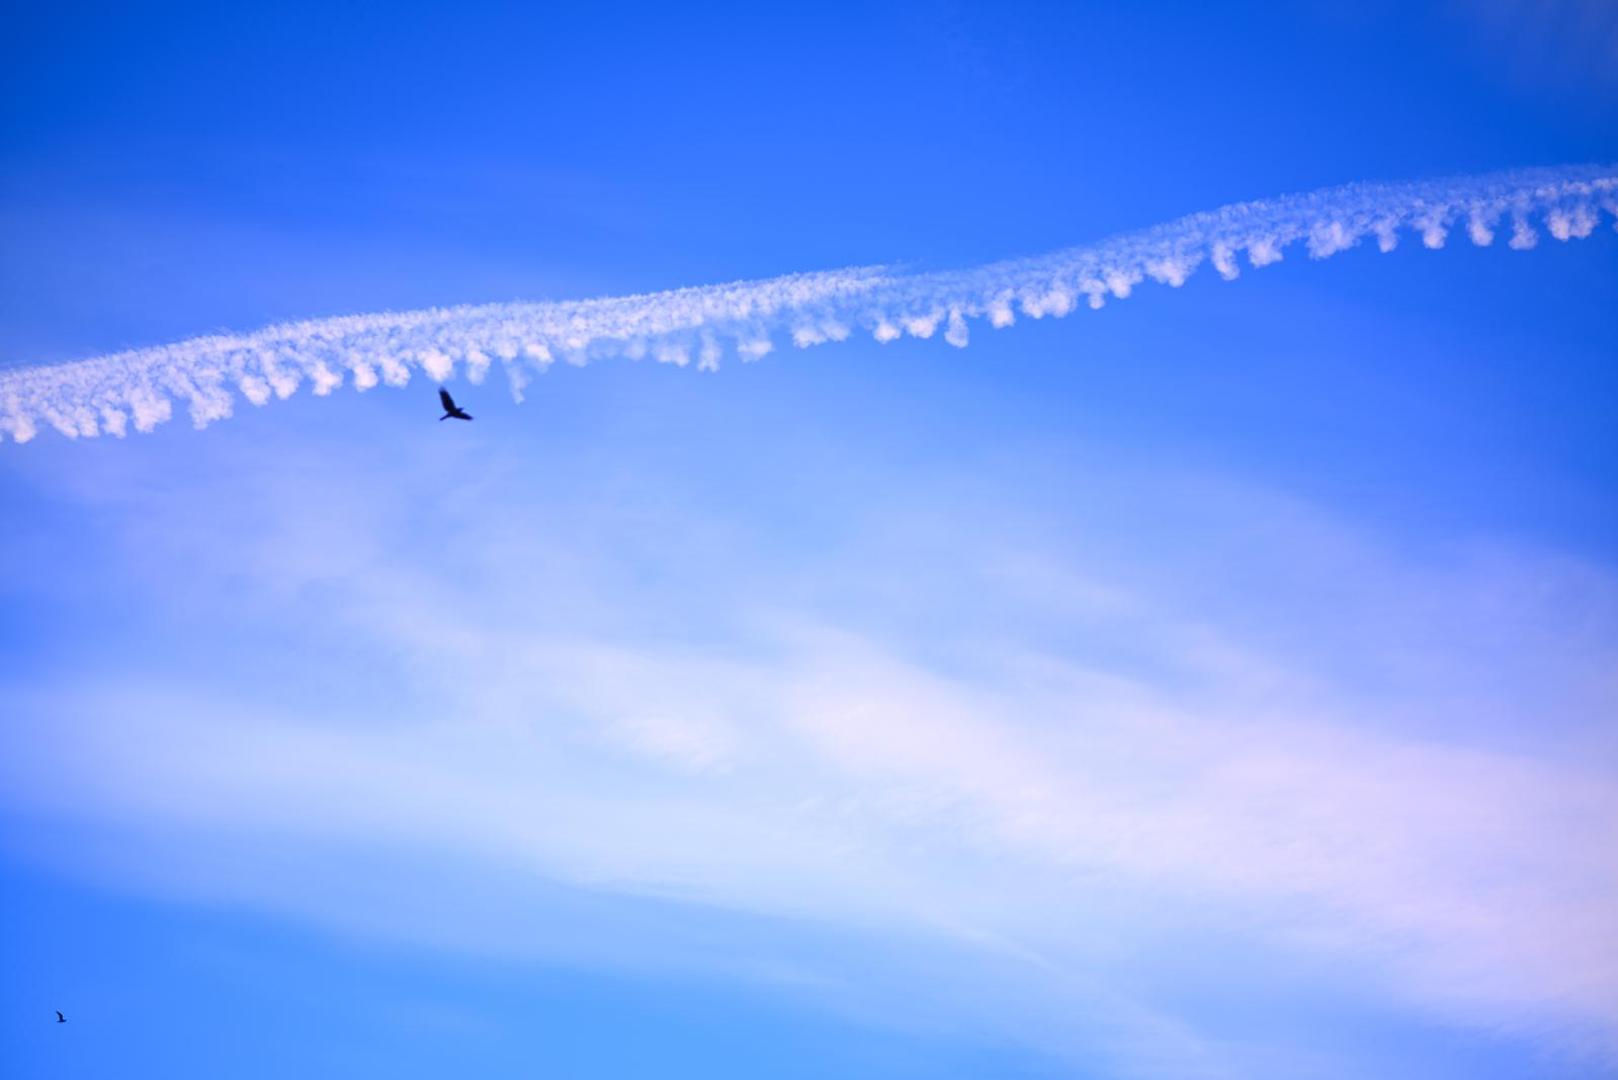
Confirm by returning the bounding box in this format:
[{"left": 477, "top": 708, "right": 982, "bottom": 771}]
[{"left": 3, "top": 3, "right": 1617, "bottom": 1078}]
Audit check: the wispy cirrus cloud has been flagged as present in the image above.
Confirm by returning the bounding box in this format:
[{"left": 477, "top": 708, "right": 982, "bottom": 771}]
[{"left": 3, "top": 435, "right": 1615, "bottom": 1073}]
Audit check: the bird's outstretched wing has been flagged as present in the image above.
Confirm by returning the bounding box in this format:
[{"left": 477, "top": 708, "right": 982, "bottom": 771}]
[
  {"left": 439, "top": 388, "right": 456, "bottom": 411},
  {"left": 55, "top": 1011, "right": 65, "bottom": 1022}
]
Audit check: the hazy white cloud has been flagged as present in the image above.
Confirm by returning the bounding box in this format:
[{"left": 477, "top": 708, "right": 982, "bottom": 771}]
[
  {"left": 2, "top": 165, "right": 1613, "bottom": 444},
  {"left": 3, "top": 438, "right": 1615, "bottom": 1072}
]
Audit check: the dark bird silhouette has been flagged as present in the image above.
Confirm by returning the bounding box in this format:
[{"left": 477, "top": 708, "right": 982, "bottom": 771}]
[
  {"left": 55, "top": 1011, "right": 65, "bottom": 1023},
  {"left": 438, "top": 388, "right": 473, "bottom": 421}
]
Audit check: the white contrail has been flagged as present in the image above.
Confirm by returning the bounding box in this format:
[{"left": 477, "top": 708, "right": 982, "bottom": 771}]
[{"left": 2, "top": 165, "right": 1614, "bottom": 444}]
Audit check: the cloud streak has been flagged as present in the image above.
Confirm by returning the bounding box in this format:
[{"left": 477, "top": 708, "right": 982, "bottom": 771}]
[{"left": 2, "top": 164, "right": 1614, "bottom": 444}]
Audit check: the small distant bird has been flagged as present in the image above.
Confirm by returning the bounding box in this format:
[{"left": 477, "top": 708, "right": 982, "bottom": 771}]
[
  {"left": 438, "top": 387, "right": 473, "bottom": 421},
  {"left": 55, "top": 1011, "right": 65, "bottom": 1023}
]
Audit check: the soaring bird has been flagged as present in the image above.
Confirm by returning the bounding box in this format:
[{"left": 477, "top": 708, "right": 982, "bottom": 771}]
[
  {"left": 438, "top": 388, "right": 473, "bottom": 421},
  {"left": 55, "top": 1011, "right": 65, "bottom": 1023}
]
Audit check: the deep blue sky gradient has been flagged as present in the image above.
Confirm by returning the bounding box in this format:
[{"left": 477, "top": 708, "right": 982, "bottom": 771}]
[{"left": 3, "top": 4, "right": 1616, "bottom": 1079}]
